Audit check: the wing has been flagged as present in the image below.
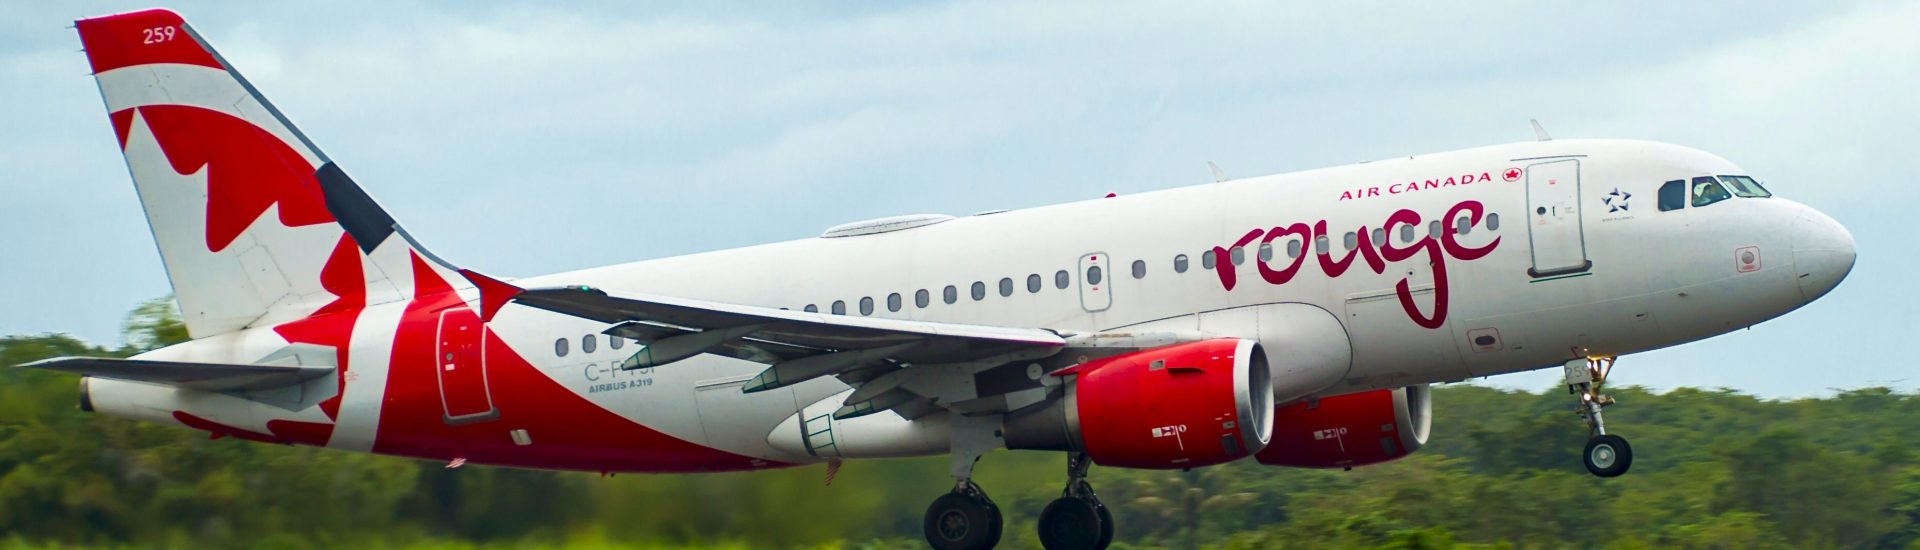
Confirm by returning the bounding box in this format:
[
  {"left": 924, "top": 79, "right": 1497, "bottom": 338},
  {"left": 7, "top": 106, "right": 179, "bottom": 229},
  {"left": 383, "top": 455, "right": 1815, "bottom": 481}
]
[
  {"left": 478, "top": 275, "right": 1071, "bottom": 419},
  {"left": 21, "top": 357, "right": 334, "bottom": 391}
]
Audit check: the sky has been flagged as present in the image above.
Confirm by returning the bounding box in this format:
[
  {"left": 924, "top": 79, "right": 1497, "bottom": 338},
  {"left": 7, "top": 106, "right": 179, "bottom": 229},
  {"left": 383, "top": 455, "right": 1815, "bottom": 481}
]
[{"left": 1, "top": 1, "right": 1914, "bottom": 398}]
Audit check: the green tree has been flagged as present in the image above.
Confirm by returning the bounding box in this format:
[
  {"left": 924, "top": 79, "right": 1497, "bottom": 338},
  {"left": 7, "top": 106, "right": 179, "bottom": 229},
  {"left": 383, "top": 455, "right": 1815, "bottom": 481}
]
[
  {"left": 120, "top": 296, "right": 189, "bottom": 352},
  {"left": 1126, "top": 466, "right": 1260, "bottom": 549}
]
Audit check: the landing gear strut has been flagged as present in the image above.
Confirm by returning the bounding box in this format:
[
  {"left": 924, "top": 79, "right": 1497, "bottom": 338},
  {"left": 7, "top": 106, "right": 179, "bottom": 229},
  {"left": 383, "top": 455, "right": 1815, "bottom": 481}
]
[
  {"left": 926, "top": 415, "right": 1004, "bottom": 550},
  {"left": 1038, "top": 452, "right": 1114, "bottom": 550},
  {"left": 1566, "top": 354, "right": 1632, "bottom": 477}
]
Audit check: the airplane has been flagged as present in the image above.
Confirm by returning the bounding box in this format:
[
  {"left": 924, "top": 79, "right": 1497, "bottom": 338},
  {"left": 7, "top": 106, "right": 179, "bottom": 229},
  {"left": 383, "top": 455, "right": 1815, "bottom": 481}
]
[{"left": 29, "top": 8, "right": 1856, "bottom": 550}]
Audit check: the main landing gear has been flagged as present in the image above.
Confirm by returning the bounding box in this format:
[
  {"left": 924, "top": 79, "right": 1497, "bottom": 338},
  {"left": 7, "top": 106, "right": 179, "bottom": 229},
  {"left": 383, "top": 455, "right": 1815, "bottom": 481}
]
[
  {"left": 921, "top": 452, "right": 1116, "bottom": 550},
  {"left": 1565, "top": 354, "right": 1632, "bottom": 477},
  {"left": 924, "top": 481, "right": 1002, "bottom": 550},
  {"left": 1036, "top": 453, "right": 1113, "bottom": 550},
  {"left": 926, "top": 416, "right": 1004, "bottom": 550}
]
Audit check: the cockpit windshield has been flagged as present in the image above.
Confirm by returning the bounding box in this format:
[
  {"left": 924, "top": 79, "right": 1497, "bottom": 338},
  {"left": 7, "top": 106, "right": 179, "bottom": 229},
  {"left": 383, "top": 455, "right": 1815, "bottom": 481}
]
[
  {"left": 1718, "top": 175, "right": 1772, "bottom": 198},
  {"left": 1691, "top": 176, "right": 1732, "bottom": 207}
]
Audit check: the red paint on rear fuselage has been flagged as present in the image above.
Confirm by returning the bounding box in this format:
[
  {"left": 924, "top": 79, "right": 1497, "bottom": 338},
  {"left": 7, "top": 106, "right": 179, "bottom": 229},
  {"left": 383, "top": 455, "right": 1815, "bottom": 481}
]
[{"left": 370, "top": 254, "right": 781, "bottom": 472}]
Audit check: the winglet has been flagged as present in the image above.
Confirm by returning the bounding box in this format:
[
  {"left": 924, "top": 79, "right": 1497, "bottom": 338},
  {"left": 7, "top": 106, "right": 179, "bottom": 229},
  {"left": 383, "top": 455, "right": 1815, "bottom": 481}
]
[{"left": 459, "top": 270, "right": 523, "bottom": 322}]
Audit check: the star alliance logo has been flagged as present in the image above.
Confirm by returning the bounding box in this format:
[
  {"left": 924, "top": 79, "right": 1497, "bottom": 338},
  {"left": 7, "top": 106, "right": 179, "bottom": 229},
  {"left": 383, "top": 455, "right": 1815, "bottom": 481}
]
[{"left": 1604, "top": 188, "right": 1631, "bottom": 213}]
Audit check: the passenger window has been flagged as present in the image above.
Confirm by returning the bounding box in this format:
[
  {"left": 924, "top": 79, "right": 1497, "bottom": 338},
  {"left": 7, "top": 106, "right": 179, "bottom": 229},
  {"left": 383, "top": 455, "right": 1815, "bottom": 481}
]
[
  {"left": 1055, "top": 270, "right": 1070, "bottom": 289},
  {"left": 582, "top": 334, "right": 597, "bottom": 354},
  {"left": 1131, "top": 260, "right": 1146, "bottom": 279},
  {"left": 554, "top": 338, "right": 569, "bottom": 357},
  {"left": 1691, "top": 176, "right": 1732, "bottom": 207},
  {"left": 1028, "top": 274, "right": 1043, "bottom": 293},
  {"left": 998, "top": 277, "right": 1014, "bottom": 297},
  {"left": 1428, "top": 220, "right": 1442, "bottom": 237},
  {"left": 915, "top": 289, "right": 930, "bottom": 308},
  {"left": 1230, "top": 247, "right": 1245, "bottom": 265},
  {"left": 887, "top": 293, "right": 902, "bottom": 312},
  {"left": 1087, "top": 265, "right": 1103, "bottom": 285},
  {"left": 1487, "top": 213, "right": 1501, "bottom": 231},
  {"left": 804, "top": 304, "right": 818, "bottom": 313},
  {"left": 1659, "top": 180, "right": 1687, "bottom": 211},
  {"left": 610, "top": 337, "right": 624, "bottom": 350},
  {"left": 1315, "top": 235, "right": 1329, "bottom": 254},
  {"left": 1720, "top": 175, "right": 1772, "bottom": 198},
  {"left": 944, "top": 285, "right": 958, "bottom": 304},
  {"left": 1399, "top": 224, "right": 1415, "bottom": 242},
  {"left": 1174, "top": 254, "right": 1189, "bottom": 273},
  {"left": 1456, "top": 216, "right": 1470, "bottom": 235},
  {"left": 1343, "top": 232, "right": 1357, "bottom": 250},
  {"left": 971, "top": 282, "right": 986, "bottom": 301},
  {"left": 832, "top": 300, "right": 847, "bottom": 315},
  {"left": 859, "top": 297, "right": 874, "bottom": 316},
  {"left": 1201, "top": 251, "right": 1216, "bottom": 270},
  {"left": 1287, "top": 239, "right": 1301, "bottom": 259},
  {"left": 1371, "top": 228, "right": 1385, "bottom": 245},
  {"left": 1258, "top": 243, "right": 1273, "bottom": 262}
]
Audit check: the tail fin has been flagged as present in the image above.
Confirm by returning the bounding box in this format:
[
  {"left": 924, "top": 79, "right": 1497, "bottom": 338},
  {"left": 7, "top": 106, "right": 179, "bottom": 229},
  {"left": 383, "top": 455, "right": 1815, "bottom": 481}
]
[{"left": 77, "top": 9, "right": 461, "bottom": 338}]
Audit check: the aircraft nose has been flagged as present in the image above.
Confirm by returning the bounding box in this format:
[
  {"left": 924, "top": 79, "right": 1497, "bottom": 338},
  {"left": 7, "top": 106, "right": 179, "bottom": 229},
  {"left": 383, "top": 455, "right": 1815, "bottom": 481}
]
[{"left": 1792, "top": 207, "right": 1856, "bottom": 302}]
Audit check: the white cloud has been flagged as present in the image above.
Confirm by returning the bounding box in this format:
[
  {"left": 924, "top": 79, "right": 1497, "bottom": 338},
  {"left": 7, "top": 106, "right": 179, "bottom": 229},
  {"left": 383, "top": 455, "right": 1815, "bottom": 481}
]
[{"left": 0, "top": 1, "right": 1908, "bottom": 396}]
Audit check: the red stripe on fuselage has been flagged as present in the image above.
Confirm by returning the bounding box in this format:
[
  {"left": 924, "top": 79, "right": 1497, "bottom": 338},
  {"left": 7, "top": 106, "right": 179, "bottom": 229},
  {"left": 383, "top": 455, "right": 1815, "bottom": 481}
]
[
  {"left": 371, "top": 254, "right": 783, "bottom": 473},
  {"left": 272, "top": 236, "right": 367, "bottom": 424}
]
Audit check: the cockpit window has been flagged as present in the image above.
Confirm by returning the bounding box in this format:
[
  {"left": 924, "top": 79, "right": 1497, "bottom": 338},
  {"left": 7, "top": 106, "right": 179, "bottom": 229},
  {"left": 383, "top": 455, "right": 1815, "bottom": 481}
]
[
  {"left": 1691, "top": 176, "right": 1732, "bottom": 207},
  {"left": 1718, "top": 175, "right": 1772, "bottom": 198},
  {"left": 1658, "top": 180, "right": 1686, "bottom": 211}
]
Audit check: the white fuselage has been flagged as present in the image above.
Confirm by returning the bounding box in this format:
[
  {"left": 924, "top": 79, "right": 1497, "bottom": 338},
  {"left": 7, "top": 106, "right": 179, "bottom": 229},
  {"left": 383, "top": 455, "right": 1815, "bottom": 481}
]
[{"left": 110, "top": 138, "right": 1850, "bottom": 469}]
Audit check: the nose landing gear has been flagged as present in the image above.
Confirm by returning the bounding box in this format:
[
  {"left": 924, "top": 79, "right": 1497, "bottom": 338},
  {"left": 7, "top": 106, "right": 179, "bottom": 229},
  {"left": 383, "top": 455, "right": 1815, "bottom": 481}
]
[
  {"left": 1566, "top": 354, "right": 1632, "bottom": 477},
  {"left": 1037, "top": 452, "right": 1113, "bottom": 550}
]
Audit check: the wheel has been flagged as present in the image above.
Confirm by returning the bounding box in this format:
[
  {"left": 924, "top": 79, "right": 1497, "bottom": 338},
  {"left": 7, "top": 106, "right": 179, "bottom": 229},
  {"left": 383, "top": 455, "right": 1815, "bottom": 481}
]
[
  {"left": 984, "top": 498, "right": 1003, "bottom": 549},
  {"left": 1583, "top": 434, "right": 1633, "bottom": 477},
  {"left": 1093, "top": 500, "right": 1115, "bottom": 550},
  {"left": 925, "top": 491, "right": 1001, "bottom": 550},
  {"left": 1038, "top": 496, "right": 1104, "bottom": 550}
]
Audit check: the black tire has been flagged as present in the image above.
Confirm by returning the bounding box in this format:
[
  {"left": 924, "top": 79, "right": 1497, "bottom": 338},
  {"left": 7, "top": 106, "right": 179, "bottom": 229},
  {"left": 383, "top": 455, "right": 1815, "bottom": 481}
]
[
  {"left": 984, "top": 498, "right": 1003, "bottom": 550},
  {"left": 1038, "top": 496, "right": 1104, "bottom": 550},
  {"left": 1093, "top": 500, "right": 1115, "bottom": 550},
  {"left": 925, "top": 492, "right": 1000, "bottom": 550},
  {"left": 1583, "top": 434, "right": 1633, "bottom": 478}
]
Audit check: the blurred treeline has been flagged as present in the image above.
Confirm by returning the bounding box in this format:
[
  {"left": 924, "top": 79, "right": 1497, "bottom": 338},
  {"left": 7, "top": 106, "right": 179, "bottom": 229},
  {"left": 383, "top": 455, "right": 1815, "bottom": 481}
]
[{"left": 2, "top": 299, "right": 1918, "bottom": 550}]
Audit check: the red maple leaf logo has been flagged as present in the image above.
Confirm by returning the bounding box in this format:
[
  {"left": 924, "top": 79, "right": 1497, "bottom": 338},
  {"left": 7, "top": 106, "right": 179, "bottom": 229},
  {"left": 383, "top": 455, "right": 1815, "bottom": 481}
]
[{"left": 1502, "top": 168, "right": 1522, "bottom": 182}]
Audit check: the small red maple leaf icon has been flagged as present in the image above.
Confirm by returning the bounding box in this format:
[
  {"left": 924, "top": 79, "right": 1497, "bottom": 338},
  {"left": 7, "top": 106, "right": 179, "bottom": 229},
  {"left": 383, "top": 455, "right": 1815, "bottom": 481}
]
[{"left": 1503, "top": 168, "right": 1522, "bottom": 182}]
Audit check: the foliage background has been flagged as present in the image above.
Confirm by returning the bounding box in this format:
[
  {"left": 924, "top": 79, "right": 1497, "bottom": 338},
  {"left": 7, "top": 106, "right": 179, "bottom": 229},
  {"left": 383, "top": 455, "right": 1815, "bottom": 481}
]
[{"left": 2, "top": 300, "right": 1916, "bottom": 549}]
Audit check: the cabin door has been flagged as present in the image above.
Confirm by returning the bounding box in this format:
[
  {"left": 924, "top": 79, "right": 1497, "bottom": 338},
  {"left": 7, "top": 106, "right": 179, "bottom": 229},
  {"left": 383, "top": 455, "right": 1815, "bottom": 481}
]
[
  {"left": 1078, "top": 252, "right": 1112, "bottom": 312},
  {"left": 436, "top": 308, "right": 499, "bottom": 425},
  {"left": 1525, "top": 159, "right": 1592, "bottom": 277}
]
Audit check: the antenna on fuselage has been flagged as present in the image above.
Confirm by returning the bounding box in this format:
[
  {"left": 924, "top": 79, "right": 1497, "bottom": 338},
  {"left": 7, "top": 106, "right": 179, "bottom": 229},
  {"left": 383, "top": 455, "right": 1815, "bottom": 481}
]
[
  {"left": 1530, "top": 119, "right": 1553, "bottom": 141},
  {"left": 1207, "top": 161, "right": 1229, "bottom": 183}
]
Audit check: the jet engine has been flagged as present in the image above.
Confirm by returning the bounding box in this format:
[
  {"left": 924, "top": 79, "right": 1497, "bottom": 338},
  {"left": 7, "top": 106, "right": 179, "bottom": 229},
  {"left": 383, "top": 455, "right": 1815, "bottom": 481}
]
[
  {"left": 1004, "top": 338, "right": 1274, "bottom": 469},
  {"left": 1253, "top": 385, "right": 1432, "bottom": 469}
]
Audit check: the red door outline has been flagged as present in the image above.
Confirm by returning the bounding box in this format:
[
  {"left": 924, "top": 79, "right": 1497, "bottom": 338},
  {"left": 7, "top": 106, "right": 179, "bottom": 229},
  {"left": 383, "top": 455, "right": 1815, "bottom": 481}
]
[{"left": 436, "top": 308, "right": 499, "bottom": 424}]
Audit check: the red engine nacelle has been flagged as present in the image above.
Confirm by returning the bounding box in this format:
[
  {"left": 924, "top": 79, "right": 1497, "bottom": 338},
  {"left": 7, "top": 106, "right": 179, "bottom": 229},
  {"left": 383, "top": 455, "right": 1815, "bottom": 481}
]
[
  {"left": 1253, "top": 385, "right": 1432, "bottom": 469},
  {"left": 1004, "top": 338, "right": 1274, "bottom": 469}
]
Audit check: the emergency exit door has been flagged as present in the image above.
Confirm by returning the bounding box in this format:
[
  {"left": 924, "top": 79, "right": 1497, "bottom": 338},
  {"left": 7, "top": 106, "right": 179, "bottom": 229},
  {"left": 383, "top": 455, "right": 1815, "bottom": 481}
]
[
  {"left": 436, "top": 308, "right": 499, "bottom": 425},
  {"left": 1525, "top": 159, "right": 1592, "bottom": 277},
  {"left": 1078, "top": 252, "right": 1112, "bottom": 312}
]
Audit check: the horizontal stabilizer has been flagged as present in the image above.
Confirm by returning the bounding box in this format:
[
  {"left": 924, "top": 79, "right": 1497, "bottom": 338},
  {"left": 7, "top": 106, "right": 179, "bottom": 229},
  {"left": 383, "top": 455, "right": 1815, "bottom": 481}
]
[{"left": 21, "top": 357, "right": 334, "bottom": 391}]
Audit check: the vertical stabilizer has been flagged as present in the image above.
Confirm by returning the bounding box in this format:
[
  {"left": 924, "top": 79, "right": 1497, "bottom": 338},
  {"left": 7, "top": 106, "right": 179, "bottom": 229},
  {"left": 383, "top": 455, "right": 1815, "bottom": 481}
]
[{"left": 77, "top": 9, "right": 461, "bottom": 338}]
